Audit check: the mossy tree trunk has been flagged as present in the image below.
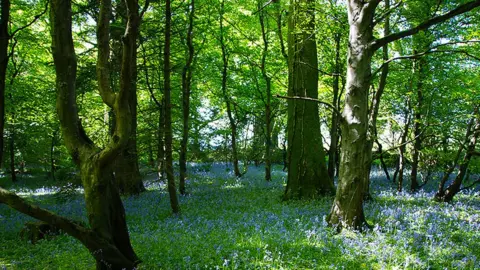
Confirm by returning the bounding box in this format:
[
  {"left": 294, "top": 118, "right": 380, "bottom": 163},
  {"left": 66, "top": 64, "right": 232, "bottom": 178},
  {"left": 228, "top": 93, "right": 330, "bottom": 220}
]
[
  {"left": 284, "top": 0, "right": 334, "bottom": 200},
  {"left": 2, "top": 0, "right": 143, "bottom": 267}
]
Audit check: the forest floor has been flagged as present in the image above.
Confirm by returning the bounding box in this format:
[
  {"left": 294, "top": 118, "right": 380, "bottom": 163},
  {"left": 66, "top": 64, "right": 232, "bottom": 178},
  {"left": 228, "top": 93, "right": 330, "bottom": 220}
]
[{"left": 1, "top": 164, "right": 479, "bottom": 269}]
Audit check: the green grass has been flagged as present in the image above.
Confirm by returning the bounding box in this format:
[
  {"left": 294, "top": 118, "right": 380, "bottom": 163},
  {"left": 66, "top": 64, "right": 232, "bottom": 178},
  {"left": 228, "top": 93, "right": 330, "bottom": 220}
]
[{"left": 1, "top": 164, "right": 479, "bottom": 269}]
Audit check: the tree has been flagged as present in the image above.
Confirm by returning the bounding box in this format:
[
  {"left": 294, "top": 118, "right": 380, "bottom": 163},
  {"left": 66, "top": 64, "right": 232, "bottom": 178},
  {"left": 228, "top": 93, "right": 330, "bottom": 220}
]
[
  {"left": 219, "top": 0, "right": 242, "bottom": 178},
  {"left": 164, "top": 0, "right": 181, "bottom": 214},
  {"left": 107, "top": 0, "right": 146, "bottom": 195},
  {"left": 328, "top": 0, "right": 480, "bottom": 230},
  {"left": 0, "top": 0, "right": 10, "bottom": 170},
  {"left": 1, "top": 0, "right": 143, "bottom": 267},
  {"left": 283, "top": 0, "right": 334, "bottom": 200},
  {"left": 179, "top": 0, "right": 195, "bottom": 195},
  {"left": 435, "top": 107, "right": 480, "bottom": 202}
]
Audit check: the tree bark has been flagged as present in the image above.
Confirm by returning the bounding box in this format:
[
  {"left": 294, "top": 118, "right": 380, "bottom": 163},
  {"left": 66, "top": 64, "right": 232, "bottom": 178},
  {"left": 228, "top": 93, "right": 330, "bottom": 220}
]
[
  {"left": 179, "top": 0, "right": 195, "bottom": 195},
  {"left": 328, "top": 0, "right": 379, "bottom": 230},
  {"left": 51, "top": 0, "right": 141, "bottom": 267},
  {"left": 284, "top": 0, "right": 334, "bottom": 200},
  {"left": 157, "top": 99, "right": 166, "bottom": 179},
  {"left": 220, "top": 0, "right": 242, "bottom": 178},
  {"left": 328, "top": 33, "right": 341, "bottom": 180},
  {"left": 164, "top": 0, "right": 180, "bottom": 214},
  {"left": 436, "top": 110, "right": 479, "bottom": 202},
  {"left": 328, "top": 0, "right": 480, "bottom": 231},
  {"left": 258, "top": 2, "right": 272, "bottom": 181},
  {"left": 0, "top": 0, "right": 10, "bottom": 169},
  {"left": 409, "top": 54, "right": 428, "bottom": 193},
  {"left": 398, "top": 103, "right": 411, "bottom": 192},
  {"left": 9, "top": 112, "right": 16, "bottom": 182}
]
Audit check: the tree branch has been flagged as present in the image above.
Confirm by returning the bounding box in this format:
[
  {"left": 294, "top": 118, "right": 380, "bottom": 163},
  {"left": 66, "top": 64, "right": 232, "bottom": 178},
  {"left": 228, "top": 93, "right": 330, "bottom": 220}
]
[
  {"left": 372, "top": 0, "right": 480, "bottom": 51},
  {"left": 276, "top": 94, "right": 342, "bottom": 117},
  {"left": 96, "top": 0, "right": 116, "bottom": 107},
  {"left": 10, "top": 1, "right": 49, "bottom": 38},
  {"left": 0, "top": 187, "right": 88, "bottom": 241},
  {"left": 372, "top": 40, "right": 480, "bottom": 76}
]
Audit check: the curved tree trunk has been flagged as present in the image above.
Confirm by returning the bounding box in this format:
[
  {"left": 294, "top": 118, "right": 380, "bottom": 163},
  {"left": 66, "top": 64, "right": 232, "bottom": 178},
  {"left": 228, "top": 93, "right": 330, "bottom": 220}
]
[
  {"left": 284, "top": 0, "right": 334, "bottom": 200},
  {"left": 435, "top": 109, "right": 479, "bottom": 202}
]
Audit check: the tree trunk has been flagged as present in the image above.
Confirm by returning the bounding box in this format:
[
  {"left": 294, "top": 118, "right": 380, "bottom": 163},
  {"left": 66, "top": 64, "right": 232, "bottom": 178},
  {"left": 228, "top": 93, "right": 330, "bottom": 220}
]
[
  {"left": 328, "top": 0, "right": 377, "bottom": 230},
  {"left": 9, "top": 113, "right": 16, "bottom": 182},
  {"left": 328, "top": 0, "right": 480, "bottom": 231},
  {"left": 0, "top": 0, "right": 10, "bottom": 169},
  {"left": 179, "top": 0, "right": 195, "bottom": 195},
  {"left": 52, "top": 0, "right": 140, "bottom": 266},
  {"left": 258, "top": 2, "right": 272, "bottom": 181},
  {"left": 164, "top": 0, "right": 180, "bottom": 214},
  {"left": 435, "top": 111, "right": 478, "bottom": 201},
  {"left": 284, "top": 0, "right": 334, "bottom": 200},
  {"left": 437, "top": 111, "right": 479, "bottom": 202},
  {"left": 220, "top": 0, "right": 242, "bottom": 178},
  {"left": 50, "top": 129, "right": 58, "bottom": 181},
  {"left": 157, "top": 100, "right": 166, "bottom": 179},
  {"left": 410, "top": 56, "right": 427, "bottom": 192},
  {"left": 398, "top": 104, "right": 411, "bottom": 192},
  {"left": 328, "top": 33, "right": 341, "bottom": 180}
]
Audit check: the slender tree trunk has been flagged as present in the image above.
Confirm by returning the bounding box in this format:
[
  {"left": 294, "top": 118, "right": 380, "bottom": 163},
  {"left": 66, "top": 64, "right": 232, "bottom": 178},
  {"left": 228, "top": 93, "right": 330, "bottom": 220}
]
[
  {"left": 219, "top": 0, "right": 242, "bottom": 177},
  {"left": 375, "top": 139, "right": 391, "bottom": 182},
  {"left": 0, "top": 0, "right": 10, "bottom": 169},
  {"left": 157, "top": 100, "right": 166, "bottom": 179},
  {"left": 435, "top": 115, "right": 476, "bottom": 200},
  {"left": 284, "top": 0, "right": 334, "bottom": 200},
  {"left": 164, "top": 0, "right": 180, "bottom": 214},
  {"left": 328, "top": 33, "right": 341, "bottom": 180},
  {"left": 398, "top": 104, "right": 411, "bottom": 192},
  {"left": 258, "top": 2, "right": 272, "bottom": 181},
  {"left": 179, "top": 0, "right": 195, "bottom": 194},
  {"left": 50, "top": 129, "right": 57, "bottom": 181},
  {"left": 9, "top": 112, "right": 15, "bottom": 182},
  {"left": 410, "top": 56, "right": 426, "bottom": 192},
  {"left": 437, "top": 110, "right": 479, "bottom": 202},
  {"left": 363, "top": 0, "right": 390, "bottom": 200}
]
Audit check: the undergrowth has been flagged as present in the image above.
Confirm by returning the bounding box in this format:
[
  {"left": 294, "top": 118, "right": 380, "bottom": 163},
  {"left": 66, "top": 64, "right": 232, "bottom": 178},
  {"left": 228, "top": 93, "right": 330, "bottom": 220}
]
[{"left": 0, "top": 164, "right": 479, "bottom": 269}]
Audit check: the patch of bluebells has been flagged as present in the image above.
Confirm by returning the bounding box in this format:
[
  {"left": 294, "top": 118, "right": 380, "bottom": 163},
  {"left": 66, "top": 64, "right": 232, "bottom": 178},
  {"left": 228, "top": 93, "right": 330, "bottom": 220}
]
[{"left": 1, "top": 164, "right": 479, "bottom": 269}]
